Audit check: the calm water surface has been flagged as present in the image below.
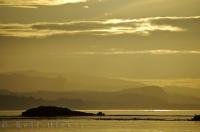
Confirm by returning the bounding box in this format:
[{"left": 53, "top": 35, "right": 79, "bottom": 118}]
[{"left": 0, "top": 110, "right": 200, "bottom": 132}]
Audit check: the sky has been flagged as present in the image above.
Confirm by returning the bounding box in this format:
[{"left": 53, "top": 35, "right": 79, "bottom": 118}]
[{"left": 0, "top": 0, "right": 200, "bottom": 88}]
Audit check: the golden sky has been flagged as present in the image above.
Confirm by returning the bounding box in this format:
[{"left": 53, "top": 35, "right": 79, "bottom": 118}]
[{"left": 0, "top": 0, "right": 200, "bottom": 88}]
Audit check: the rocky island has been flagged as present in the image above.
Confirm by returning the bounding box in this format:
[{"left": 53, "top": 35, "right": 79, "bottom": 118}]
[
  {"left": 22, "top": 106, "right": 105, "bottom": 117},
  {"left": 192, "top": 115, "right": 200, "bottom": 121}
]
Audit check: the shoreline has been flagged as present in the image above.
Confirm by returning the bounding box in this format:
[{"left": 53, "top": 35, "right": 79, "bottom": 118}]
[{"left": 0, "top": 115, "right": 196, "bottom": 122}]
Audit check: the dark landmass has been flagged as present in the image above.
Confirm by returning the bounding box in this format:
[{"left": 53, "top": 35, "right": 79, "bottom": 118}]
[
  {"left": 96, "top": 112, "right": 106, "bottom": 116},
  {"left": 0, "top": 71, "right": 144, "bottom": 92},
  {"left": 22, "top": 106, "right": 103, "bottom": 117},
  {"left": 0, "top": 71, "right": 200, "bottom": 110},
  {"left": 1, "top": 88, "right": 200, "bottom": 110},
  {"left": 0, "top": 92, "right": 89, "bottom": 110},
  {"left": 192, "top": 115, "right": 200, "bottom": 121}
]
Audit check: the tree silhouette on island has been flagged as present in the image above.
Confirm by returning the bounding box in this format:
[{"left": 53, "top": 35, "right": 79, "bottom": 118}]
[{"left": 22, "top": 106, "right": 105, "bottom": 117}]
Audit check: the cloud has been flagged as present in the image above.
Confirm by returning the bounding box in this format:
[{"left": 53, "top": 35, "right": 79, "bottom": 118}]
[
  {"left": 0, "top": 16, "right": 199, "bottom": 38},
  {"left": 0, "top": 0, "right": 87, "bottom": 7},
  {"left": 0, "top": 23, "right": 67, "bottom": 38},
  {"left": 72, "top": 49, "right": 200, "bottom": 56}
]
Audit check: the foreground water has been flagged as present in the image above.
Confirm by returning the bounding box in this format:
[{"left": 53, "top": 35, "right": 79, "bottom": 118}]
[{"left": 0, "top": 110, "right": 200, "bottom": 132}]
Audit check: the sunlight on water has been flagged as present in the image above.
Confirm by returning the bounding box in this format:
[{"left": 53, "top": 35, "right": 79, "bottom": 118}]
[{"left": 82, "top": 110, "right": 200, "bottom": 116}]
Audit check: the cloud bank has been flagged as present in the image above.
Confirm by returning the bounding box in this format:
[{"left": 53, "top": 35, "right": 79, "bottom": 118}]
[{"left": 0, "top": 16, "right": 199, "bottom": 38}]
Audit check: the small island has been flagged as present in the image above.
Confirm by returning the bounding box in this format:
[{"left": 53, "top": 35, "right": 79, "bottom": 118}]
[
  {"left": 22, "top": 106, "right": 105, "bottom": 117},
  {"left": 191, "top": 115, "right": 200, "bottom": 121}
]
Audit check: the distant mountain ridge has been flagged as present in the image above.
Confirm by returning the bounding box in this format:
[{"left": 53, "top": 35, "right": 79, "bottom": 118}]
[
  {"left": 0, "top": 86, "right": 200, "bottom": 110},
  {"left": 0, "top": 71, "right": 145, "bottom": 92},
  {"left": 0, "top": 71, "right": 200, "bottom": 110}
]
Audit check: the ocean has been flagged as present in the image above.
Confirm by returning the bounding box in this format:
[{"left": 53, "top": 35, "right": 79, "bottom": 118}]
[{"left": 0, "top": 110, "right": 200, "bottom": 132}]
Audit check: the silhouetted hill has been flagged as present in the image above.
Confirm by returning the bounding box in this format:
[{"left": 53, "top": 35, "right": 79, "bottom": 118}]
[
  {"left": 0, "top": 92, "right": 86, "bottom": 110},
  {"left": 0, "top": 71, "right": 200, "bottom": 110},
  {"left": 0, "top": 89, "right": 14, "bottom": 95},
  {"left": 164, "top": 86, "right": 200, "bottom": 98},
  {"left": 0, "top": 71, "right": 145, "bottom": 92},
  {"left": 192, "top": 115, "right": 200, "bottom": 121},
  {"left": 0, "top": 94, "right": 48, "bottom": 110},
  {"left": 1, "top": 86, "right": 200, "bottom": 110},
  {"left": 0, "top": 73, "right": 66, "bottom": 92},
  {"left": 121, "top": 86, "right": 168, "bottom": 99},
  {"left": 22, "top": 106, "right": 96, "bottom": 117}
]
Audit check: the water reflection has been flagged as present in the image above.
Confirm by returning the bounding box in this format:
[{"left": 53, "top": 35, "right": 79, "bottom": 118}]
[{"left": 0, "top": 119, "right": 200, "bottom": 132}]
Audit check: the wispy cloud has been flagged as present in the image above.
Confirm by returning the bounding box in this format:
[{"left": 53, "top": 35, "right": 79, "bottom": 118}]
[
  {"left": 72, "top": 49, "right": 200, "bottom": 56},
  {"left": 0, "top": 0, "right": 87, "bottom": 7},
  {"left": 103, "top": 16, "right": 200, "bottom": 24},
  {"left": 0, "top": 16, "right": 199, "bottom": 38},
  {"left": 0, "top": 23, "right": 67, "bottom": 38}
]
